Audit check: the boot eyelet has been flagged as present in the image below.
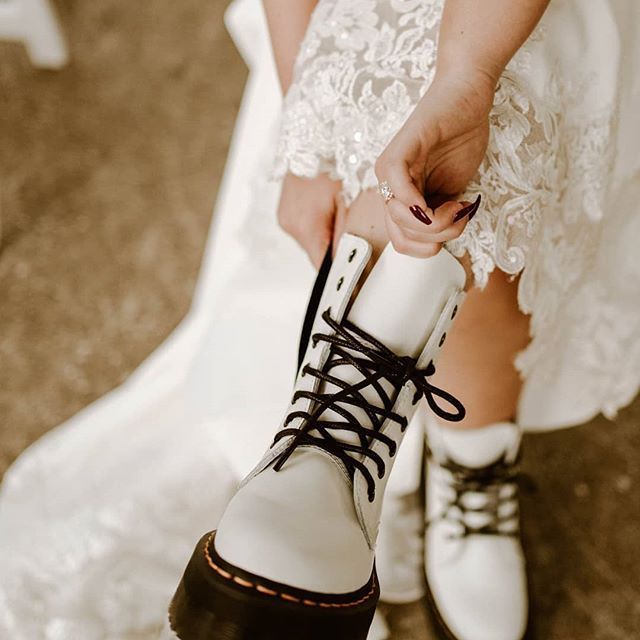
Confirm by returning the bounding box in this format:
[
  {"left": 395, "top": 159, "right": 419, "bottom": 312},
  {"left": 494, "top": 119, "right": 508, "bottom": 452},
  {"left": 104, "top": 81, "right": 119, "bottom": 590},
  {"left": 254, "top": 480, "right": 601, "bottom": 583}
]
[
  {"left": 451, "top": 305, "right": 458, "bottom": 319},
  {"left": 336, "top": 277, "right": 344, "bottom": 291},
  {"left": 439, "top": 332, "right": 447, "bottom": 347},
  {"left": 348, "top": 249, "right": 357, "bottom": 262}
]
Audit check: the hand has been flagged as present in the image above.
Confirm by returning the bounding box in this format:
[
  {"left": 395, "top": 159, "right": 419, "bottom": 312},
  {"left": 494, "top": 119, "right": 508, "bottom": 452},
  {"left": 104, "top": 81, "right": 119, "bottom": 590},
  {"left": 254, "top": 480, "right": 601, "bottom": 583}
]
[
  {"left": 374, "top": 70, "right": 495, "bottom": 257},
  {"left": 277, "top": 172, "right": 343, "bottom": 268}
]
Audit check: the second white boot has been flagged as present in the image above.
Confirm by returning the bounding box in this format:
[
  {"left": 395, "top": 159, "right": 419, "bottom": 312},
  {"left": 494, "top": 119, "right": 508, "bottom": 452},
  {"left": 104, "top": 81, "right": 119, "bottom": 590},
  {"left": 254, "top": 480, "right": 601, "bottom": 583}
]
[{"left": 424, "top": 418, "right": 529, "bottom": 640}]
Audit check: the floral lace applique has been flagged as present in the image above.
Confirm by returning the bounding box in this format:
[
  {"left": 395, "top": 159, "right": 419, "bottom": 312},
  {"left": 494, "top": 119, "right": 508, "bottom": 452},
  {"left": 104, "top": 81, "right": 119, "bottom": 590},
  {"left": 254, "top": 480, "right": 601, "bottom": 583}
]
[
  {"left": 274, "top": 0, "right": 637, "bottom": 424},
  {"left": 274, "top": 0, "right": 445, "bottom": 204}
]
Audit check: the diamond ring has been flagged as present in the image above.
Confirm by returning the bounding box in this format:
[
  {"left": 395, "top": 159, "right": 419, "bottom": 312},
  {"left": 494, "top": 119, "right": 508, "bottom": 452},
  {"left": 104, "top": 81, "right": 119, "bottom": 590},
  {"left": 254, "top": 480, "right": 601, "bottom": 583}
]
[{"left": 377, "top": 181, "right": 395, "bottom": 204}]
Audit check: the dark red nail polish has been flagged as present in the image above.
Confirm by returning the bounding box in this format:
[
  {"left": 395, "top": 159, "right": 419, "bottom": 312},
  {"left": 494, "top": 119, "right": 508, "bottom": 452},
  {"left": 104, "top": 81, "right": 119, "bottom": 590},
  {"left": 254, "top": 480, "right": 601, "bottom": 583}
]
[
  {"left": 410, "top": 204, "right": 432, "bottom": 225},
  {"left": 453, "top": 194, "right": 481, "bottom": 223}
]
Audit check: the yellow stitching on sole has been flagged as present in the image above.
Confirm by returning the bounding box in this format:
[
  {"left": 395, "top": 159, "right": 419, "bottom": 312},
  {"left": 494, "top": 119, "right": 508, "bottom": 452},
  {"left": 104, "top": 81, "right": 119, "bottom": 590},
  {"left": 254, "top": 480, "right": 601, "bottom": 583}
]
[
  {"left": 280, "top": 593, "right": 301, "bottom": 603},
  {"left": 233, "top": 576, "right": 254, "bottom": 588},
  {"left": 203, "top": 532, "right": 376, "bottom": 608}
]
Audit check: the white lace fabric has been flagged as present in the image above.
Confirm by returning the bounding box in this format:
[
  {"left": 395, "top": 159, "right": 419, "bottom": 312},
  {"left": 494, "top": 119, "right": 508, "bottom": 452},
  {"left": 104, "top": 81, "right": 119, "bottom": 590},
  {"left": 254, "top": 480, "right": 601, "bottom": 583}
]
[
  {"left": 274, "top": 0, "right": 640, "bottom": 427},
  {"left": 274, "top": 0, "right": 443, "bottom": 205}
]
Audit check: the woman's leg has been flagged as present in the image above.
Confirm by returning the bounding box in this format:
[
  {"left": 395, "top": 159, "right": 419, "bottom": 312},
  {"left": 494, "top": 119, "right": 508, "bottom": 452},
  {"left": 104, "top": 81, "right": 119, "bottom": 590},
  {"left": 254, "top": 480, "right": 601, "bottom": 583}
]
[
  {"left": 338, "top": 188, "right": 531, "bottom": 640},
  {"left": 337, "top": 187, "right": 530, "bottom": 428}
]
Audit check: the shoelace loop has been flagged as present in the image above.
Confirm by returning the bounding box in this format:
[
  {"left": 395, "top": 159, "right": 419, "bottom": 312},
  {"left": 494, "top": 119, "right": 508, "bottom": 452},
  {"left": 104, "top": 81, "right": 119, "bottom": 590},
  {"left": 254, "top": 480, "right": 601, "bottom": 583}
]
[
  {"left": 272, "top": 309, "right": 465, "bottom": 502},
  {"left": 430, "top": 454, "right": 521, "bottom": 538}
]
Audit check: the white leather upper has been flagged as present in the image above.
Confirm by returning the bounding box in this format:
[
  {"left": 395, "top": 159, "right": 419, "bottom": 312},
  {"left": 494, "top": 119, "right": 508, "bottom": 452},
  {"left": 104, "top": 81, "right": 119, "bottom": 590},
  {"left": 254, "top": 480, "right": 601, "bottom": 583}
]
[
  {"left": 425, "top": 420, "right": 528, "bottom": 640},
  {"left": 216, "top": 447, "right": 376, "bottom": 592},
  {"left": 217, "top": 235, "right": 466, "bottom": 592},
  {"left": 239, "top": 234, "right": 373, "bottom": 488},
  {"left": 216, "top": 235, "right": 378, "bottom": 592},
  {"left": 354, "top": 281, "right": 465, "bottom": 547}
]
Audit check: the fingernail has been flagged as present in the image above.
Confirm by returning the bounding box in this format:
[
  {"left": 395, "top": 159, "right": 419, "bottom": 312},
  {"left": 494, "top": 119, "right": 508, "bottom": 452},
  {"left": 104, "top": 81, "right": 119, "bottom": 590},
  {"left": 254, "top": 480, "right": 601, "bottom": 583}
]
[
  {"left": 410, "top": 204, "right": 432, "bottom": 225},
  {"left": 453, "top": 195, "right": 481, "bottom": 223}
]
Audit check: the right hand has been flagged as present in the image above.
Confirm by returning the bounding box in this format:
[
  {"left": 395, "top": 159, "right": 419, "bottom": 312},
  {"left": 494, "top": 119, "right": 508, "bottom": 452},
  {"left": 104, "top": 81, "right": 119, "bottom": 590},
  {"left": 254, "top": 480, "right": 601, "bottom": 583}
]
[
  {"left": 277, "top": 172, "right": 343, "bottom": 269},
  {"left": 374, "top": 70, "right": 495, "bottom": 258}
]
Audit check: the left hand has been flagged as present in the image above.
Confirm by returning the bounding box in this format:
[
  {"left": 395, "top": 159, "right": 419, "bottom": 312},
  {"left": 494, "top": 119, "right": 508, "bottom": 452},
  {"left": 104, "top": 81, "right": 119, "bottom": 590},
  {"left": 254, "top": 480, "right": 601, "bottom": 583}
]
[{"left": 276, "top": 172, "right": 343, "bottom": 268}]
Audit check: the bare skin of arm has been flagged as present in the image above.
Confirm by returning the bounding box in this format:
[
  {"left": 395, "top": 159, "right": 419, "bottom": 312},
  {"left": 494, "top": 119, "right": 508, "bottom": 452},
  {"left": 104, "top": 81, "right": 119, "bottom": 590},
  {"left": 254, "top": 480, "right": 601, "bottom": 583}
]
[
  {"left": 262, "top": 0, "right": 318, "bottom": 93},
  {"left": 437, "top": 0, "right": 551, "bottom": 85}
]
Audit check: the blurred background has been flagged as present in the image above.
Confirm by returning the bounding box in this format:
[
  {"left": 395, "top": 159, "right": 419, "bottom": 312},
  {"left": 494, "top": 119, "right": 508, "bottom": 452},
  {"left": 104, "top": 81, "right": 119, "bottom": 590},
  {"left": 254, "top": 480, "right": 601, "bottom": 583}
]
[
  {"left": 0, "top": 1, "right": 638, "bottom": 638},
  {"left": 0, "top": 0, "right": 245, "bottom": 474}
]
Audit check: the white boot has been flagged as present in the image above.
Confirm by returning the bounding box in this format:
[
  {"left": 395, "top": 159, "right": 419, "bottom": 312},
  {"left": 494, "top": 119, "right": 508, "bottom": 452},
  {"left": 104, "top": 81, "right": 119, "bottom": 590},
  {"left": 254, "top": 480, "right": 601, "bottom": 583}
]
[
  {"left": 425, "top": 418, "right": 529, "bottom": 640},
  {"left": 375, "top": 409, "right": 427, "bottom": 604},
  {"left": 169, "top": 234, "right": 466, "bottom": 640}
]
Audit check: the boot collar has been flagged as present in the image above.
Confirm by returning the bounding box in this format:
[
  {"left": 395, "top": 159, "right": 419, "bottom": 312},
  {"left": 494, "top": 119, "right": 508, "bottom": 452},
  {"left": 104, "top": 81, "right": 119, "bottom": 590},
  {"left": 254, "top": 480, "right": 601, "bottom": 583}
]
[{"left": 240, "top": 234, "right": 372, "bottom": 487}]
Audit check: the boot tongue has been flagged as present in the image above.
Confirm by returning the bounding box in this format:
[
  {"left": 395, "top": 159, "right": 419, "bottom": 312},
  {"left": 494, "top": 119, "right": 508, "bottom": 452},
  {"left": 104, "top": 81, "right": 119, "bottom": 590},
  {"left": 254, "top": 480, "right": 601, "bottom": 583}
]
[
  {"left": 434, "top": 421, "right": 520, "bottom": 468},
  {"left": 346, "top": 248, "right": 464, "bottom": 359},
  {"left": 313, "top": 247, "right": 466, "bottom": 444}
]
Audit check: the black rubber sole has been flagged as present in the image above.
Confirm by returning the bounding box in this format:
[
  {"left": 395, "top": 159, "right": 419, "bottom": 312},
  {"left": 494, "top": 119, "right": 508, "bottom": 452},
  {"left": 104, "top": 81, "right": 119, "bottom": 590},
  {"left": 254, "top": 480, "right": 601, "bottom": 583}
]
[{"left": 168, "top": 531, "right": 379, "bottom": 640}]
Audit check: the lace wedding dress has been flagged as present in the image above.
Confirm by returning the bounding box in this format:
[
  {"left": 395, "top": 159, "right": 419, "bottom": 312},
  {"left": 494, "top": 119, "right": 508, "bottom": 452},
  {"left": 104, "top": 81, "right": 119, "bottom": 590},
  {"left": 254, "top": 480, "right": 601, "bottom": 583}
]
[
  {"left": 275, "top": 0, "right": 640, "bottom": 428},
  {"left": 1, "top": 1, "right": 638, "bottom": 638}
]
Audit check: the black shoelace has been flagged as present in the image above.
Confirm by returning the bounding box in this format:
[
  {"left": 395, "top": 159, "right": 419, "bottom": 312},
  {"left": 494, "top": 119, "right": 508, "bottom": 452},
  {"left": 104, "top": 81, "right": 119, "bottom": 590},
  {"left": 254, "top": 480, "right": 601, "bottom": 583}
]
[
  {"left": 430, "top": 453, "right": 521, "bottom": 538},
  {"left": 272, "top": 309, "right": 465, "bottom": 502}
]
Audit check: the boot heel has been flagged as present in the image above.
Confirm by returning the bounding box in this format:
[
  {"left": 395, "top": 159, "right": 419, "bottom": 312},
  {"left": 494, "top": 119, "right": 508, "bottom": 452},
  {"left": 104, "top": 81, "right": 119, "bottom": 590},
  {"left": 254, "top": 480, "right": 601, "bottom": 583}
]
[{"left": 168, "top": 532, "right": 379, "bottom": 640}]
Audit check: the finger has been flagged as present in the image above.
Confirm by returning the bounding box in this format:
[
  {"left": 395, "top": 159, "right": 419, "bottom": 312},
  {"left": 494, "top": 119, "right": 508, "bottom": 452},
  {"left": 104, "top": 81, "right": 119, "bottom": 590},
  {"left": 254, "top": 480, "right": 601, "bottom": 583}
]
[
  {"left": 375, "top": 155, "right": 429, "bottom": 214},
  {"left": 287, "top": 210, "right": 334, "bottom": 270},
  {"left": 295, "top": 228, "right": 330, "bottom": 269},
  {"left": 387, "top": 197, "right": 478, "bottom": 238},
  {"left": 433, "top": 196, "right": 481, "bottom": 225},
  {"left": 386, "top": 198, "right": 435, "bottom": 234},
  {"left": 384, "top": 215, "right": 442, "bottom": 259},
  {"left": 389, "top": 219, "right": 469, "bottom": 245},
  {"left": 312, "top": 212, "right": 336, "bottom": 268},
  {"left": 387, "top": 197, "right": 468, "bottom": 236},
  {"left": 331, "top": 196, "right": 348, "bottom": 250},
  {"left": 308, "top": 235, "right": 331, "bottom": 270}
]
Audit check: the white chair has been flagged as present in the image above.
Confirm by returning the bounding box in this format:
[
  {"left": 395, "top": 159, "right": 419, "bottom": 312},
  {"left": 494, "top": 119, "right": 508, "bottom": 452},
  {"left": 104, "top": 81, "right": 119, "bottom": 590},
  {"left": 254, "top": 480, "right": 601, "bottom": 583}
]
[{"left": 0, "top": 0, "right": 68, "bottom": 68}]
